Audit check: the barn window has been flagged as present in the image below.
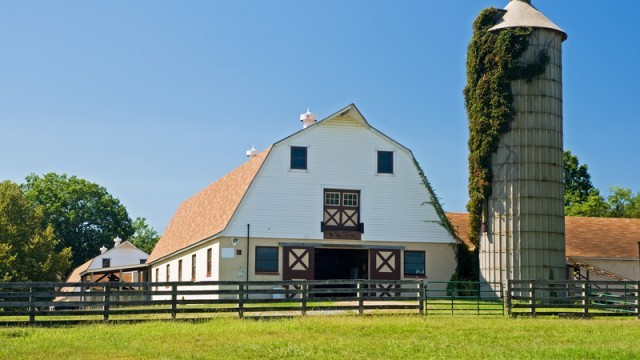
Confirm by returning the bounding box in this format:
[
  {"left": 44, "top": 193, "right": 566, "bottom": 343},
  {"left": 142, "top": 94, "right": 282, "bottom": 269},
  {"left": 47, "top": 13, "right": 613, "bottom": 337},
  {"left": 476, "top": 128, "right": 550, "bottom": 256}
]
[
  {"left": 178, "top": 260, "right": 183, "bottom": 281},
  {"left": 377, "top": 151, "right": 394, "bottom": 174},
  {"left": 404, "top": 251, "right": 425, "bottom": 277},
  {"left": 166, "top": 264, "right": 170, "bottom": 282},
  {"left": 207, "top": 248, "right": 213, "bottom": 277},
  {"left": 191, "top": 254, "right": 197, "bottom": 281},
  {"left": 290, "top": 146, "right": 307, "bottom": 170},
  {"left": 102, "top": 258, "right": 111, "bottom": 268},
  {"left": 255, "top": 246, "right": 278, "bottom": 273},
  {"left": 155, "top": 268, "right": 159, "bottom": 282}
]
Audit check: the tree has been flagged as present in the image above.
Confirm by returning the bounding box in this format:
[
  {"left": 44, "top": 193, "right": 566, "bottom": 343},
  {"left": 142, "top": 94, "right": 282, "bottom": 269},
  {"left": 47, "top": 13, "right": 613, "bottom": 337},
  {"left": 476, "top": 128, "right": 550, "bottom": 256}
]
[
  {"left": 606, "top": 187, "right": 640, "bottom": 218},
  {"left": 22, "top": 173, "right": 134, "bottom": 271},
  {"left": 563, "top": 150, "right": 609, "bottom": 216},
  {"left": 564, "top": 151, "right": 640, "bottom": 218},
  {"left": 0, "top": 180, "right": 71, "bottom": 281},
  {"left": 130, "top": 217, "right": 160, "bottom": 255}
]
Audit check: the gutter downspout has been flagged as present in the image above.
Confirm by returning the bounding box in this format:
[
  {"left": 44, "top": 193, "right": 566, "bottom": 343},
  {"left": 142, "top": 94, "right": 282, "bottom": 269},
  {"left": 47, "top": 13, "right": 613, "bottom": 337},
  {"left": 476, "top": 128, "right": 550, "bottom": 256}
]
[{"left": 246, "top": 224, "right": 250, "bottom": 282}]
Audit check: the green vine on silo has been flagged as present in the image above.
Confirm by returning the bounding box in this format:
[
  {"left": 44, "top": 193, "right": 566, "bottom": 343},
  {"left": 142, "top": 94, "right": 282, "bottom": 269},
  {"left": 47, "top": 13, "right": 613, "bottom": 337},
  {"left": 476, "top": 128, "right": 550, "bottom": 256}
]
[{"left": 464, "top": 8, "right": 550, "bottom": 245}]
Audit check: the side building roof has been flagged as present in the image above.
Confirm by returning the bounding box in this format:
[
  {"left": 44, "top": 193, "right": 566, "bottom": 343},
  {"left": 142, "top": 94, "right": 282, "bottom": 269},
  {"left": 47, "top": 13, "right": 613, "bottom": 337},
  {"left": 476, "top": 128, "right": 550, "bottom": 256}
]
[{"left": 445, "top": 213, "right": 640, "bottom": 260}]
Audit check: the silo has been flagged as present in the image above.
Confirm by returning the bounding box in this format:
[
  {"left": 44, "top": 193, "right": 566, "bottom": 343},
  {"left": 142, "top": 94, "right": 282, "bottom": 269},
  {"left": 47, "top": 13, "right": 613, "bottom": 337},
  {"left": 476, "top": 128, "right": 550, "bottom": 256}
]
[{"left": 479, "top": 0, "right": 567, "bottom": 291}]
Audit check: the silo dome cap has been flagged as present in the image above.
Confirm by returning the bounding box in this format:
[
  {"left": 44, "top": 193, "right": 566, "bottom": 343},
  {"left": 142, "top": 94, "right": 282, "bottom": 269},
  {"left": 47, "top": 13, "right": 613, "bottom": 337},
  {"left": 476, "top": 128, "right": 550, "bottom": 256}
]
[{"left": 490, "top": 0, "right": 567, "bottom": 40}]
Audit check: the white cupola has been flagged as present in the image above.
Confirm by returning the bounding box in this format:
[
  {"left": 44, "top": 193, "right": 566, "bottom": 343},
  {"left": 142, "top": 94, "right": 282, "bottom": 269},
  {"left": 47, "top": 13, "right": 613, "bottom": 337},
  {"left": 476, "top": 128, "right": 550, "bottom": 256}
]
[
  {"left": 114, "top": 236, "right": 122, "bottom": 247},
  {"left": 300, "top": 108, "right": 316, "bottom": 129},
  {"left": 246, "top": 145, "right": 258, "bottom": 158},
  {"left": 100, "top": 245, "right": 108, "bottom": 254}
]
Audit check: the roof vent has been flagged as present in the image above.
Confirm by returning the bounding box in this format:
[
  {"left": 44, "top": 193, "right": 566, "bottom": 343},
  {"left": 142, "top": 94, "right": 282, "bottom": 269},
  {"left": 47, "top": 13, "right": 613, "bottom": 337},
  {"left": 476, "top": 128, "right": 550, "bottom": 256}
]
[
  {"left": 300, "top": 108, "right": 316, "bottom": 129},
  {"left": 114, "top": 236, "right": 122, "bottom": 247},
  {"left": 246, "top": 145, "right": 258, "bottom": 158},
  {"left": 100, "top": 245, "right": 108, "bottom": 254}
]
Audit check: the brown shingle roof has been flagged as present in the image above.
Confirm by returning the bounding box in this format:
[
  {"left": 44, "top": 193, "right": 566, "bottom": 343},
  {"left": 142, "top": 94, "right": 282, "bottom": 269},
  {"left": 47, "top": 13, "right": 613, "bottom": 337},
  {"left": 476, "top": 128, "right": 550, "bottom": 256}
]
[
  {"left": 445, "top": 213, "right": 640, "bottom": 259},
  {"left": 147, "top": 147, "right": 271, "bottom": 263}
]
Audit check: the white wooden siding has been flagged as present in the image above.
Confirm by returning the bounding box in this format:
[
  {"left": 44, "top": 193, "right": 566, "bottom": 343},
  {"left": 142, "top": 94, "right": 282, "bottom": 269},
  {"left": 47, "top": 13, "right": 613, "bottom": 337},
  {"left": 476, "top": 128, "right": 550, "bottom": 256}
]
[{"left": 224, "top": 116, "right": 454, "bottom": 244}]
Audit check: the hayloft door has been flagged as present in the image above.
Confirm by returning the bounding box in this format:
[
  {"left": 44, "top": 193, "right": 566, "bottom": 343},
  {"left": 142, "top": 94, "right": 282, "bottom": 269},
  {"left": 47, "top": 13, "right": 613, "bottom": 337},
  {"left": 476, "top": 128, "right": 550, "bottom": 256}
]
[{"left": 283, "top": 246, "right": 315, "bottom": 280}]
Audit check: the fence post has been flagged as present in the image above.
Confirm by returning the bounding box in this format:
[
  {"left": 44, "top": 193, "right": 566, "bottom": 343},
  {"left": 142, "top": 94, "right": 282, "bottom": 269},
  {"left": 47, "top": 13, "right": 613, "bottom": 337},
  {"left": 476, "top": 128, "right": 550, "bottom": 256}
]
[
  {"left": 423, "top": 282, "right": 428, "bottom": 316},
  {"left": 582, "top": 282, "right": 589, "bottom": 316},
  {"left": 301, "top": 283, "right": 308, "bottom": 316},
  {"left": 636, "top": 281, "right": 640, "bottom": 319},
  {"left": 357, "top": 280, "right": 364, "bottom": 315},
  {"left": 103, "top": 283, "right": 111, "bottom": 321},
  {"left": 451, "top": 282, "right": 455, "bottom": 316},
  {"left": 28, "top": 286, "right": 35, "bottom": 324},
  {"left": 171, "top": 283, "right": 177, "bottom": 320},
  {"left": 418, "top": 282, "right": 424, "bottom": 315},
  {"left": 530, "top": 281, "right": 536, "bottom": 317},
  {"left": 506, "top": 281, "right": 512, "bottom": 317},
  {"left": 238, "top": 283, "right": 244, "bottom": 319}
]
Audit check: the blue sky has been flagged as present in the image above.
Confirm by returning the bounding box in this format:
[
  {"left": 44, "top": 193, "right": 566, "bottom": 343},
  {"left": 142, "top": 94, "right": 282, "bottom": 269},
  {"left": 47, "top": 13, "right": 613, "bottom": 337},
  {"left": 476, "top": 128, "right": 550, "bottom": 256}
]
[{"left": 2, "top": 1, "right": 639, "bottom": 233}]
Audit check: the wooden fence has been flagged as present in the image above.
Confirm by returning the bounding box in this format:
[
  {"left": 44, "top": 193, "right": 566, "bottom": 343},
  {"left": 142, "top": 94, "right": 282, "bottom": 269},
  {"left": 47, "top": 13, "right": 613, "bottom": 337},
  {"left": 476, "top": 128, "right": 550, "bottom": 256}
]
[
  {"left": 0, "top": 279, "right": 427, "bottom": 325},
  {"left": 507, "top": 280, "right": 640, "bottom": 317},
  {"left": 2, "top": 279, "right": 639, "bottom": 325}
]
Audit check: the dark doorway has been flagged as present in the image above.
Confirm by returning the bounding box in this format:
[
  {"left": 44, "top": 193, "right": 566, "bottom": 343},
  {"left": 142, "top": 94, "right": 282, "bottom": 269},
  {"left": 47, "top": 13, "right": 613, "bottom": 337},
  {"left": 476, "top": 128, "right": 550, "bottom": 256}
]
[{"left": 314, "top": 248, "right": 369, "bottom": 280}]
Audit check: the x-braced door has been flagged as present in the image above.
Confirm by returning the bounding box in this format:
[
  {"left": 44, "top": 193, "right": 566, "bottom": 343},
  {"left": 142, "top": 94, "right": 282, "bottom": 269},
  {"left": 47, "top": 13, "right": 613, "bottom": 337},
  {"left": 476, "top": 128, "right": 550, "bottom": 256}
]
[
  {"left": 283, "top": 246, "right": 315, "bottom": 299},
  {"left": 369, "top": 249, "right": 400, "bottom": 297},
  {"left": 283, "top": 246, "right": 315, "bottom": 281}
]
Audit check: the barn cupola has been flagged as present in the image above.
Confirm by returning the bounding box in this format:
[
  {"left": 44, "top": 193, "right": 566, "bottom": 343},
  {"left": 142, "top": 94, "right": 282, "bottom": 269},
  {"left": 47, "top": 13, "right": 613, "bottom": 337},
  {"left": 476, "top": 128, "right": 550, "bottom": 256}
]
[
  {"left": 114, "top": 236, "right": 122, "bottom": 247},
  {"left": 246, "top": 145, "right": 258, "bottom": 158},
  {"left": 100, "top": 245, "right": 108, "bottom": 254},
  {"left": 300, "top": 108, "right": 316, "bottom": 129}
]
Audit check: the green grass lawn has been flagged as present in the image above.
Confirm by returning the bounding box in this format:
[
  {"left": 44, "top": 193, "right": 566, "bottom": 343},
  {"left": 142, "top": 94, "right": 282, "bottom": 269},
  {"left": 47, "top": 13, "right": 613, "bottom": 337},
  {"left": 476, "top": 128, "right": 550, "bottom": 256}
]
[{"left": 1, "top": 316, "right": 639, "bottom": 359}]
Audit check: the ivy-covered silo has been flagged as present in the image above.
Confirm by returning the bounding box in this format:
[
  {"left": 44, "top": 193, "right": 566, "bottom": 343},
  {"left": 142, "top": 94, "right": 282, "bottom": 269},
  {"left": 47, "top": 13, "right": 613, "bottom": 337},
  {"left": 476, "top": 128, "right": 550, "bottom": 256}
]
[{"left": 465, "top": 0, "right": 567, "bottom": 292}]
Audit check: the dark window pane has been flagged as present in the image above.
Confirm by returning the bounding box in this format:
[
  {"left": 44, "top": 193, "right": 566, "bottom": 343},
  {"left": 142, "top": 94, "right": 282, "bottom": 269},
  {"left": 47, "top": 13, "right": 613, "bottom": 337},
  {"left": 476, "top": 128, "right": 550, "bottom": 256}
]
[
  {"left": 255, "top": 246, "right": 278, "bottom": 272},
  {"left": 404, "top": 251, "right": 425, "bottom": 276},
  {"left": 102, "top": 258, "right": 111, "bottom": 268},
  {"left": 291, "top": 146, "right": 307, "bottom": 170},
  {"left": 377, "top": 151, "right": 393, "bottom": 174}
]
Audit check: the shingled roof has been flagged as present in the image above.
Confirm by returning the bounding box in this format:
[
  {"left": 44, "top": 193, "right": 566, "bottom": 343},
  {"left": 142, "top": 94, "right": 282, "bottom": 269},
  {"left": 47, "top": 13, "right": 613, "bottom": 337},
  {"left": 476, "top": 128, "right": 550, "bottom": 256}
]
[
  {"left": 147, "top": 147, "right": 271, "bottom": 263},
  {"left": 445, "top": 213, "right": 640, "bottom": 260}
]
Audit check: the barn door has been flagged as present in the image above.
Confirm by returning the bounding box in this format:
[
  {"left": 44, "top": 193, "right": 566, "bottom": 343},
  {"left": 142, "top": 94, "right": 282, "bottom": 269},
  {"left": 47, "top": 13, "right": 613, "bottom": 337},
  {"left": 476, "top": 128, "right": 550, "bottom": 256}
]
[
  {"left": 283, "top": 246, "right": 315, "bottom": 280},
  {"left": 369, "top": 249, "right": 400, "bottom": 297}
]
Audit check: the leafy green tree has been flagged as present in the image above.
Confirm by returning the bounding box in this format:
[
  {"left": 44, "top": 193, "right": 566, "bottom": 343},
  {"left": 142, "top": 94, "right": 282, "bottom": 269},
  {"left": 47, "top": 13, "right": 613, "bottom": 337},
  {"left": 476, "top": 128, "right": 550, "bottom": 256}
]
[
  {"left": 22, "top": 173, "right": 134, "bottom": 271},
  {"left": 606, "top": 187, "right": 640, "bottom": 218},
  {"left": 130, "top": 217, "right": 160, "bottom": 255},
  {"left": 0, "top": 180, "right": 71, "bottom": 281},
  {"left": 563, "top": 150, "right": 609, "bottom": 216}
]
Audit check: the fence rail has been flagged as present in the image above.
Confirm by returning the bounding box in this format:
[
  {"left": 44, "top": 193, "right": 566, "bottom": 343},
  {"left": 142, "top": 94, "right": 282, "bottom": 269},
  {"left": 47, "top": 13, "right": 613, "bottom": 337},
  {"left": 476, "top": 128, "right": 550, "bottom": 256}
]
[
  {"left": 2, "top": 279, "right": 638, "bottom": 325},
  {"left": 507, "top": 280, "right": 640, "bottom": 317}
]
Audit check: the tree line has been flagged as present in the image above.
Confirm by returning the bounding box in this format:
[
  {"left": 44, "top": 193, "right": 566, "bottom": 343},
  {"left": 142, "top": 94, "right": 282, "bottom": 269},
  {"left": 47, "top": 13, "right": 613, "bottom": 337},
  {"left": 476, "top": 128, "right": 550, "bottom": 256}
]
[
  {"left": 0, "top": 173, "right": 159, "bottom": 282},
  {"left": 564, "top": 150, "right": 640, "bottom": 218}
]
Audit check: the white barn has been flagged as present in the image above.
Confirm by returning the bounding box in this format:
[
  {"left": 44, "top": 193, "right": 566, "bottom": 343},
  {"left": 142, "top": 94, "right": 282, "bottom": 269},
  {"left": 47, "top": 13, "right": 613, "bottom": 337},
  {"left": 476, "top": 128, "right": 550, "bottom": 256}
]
[{"left": 147, "top": 104, "right": 458, "bottom": 290}]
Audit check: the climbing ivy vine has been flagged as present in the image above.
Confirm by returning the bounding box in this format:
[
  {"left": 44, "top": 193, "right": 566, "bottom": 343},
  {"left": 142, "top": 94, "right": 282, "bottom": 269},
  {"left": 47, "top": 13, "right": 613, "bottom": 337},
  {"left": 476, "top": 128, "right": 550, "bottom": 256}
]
[{"left": 464, "top": 8, "right": 549, "bottom": 246}]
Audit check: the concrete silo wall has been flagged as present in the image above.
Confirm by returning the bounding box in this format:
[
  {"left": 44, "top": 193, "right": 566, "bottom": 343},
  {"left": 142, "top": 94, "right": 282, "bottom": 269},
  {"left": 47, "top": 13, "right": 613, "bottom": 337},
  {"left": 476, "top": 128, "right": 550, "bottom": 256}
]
[{"left": 480, "top": 28, "right": 566, "bottom": 286}]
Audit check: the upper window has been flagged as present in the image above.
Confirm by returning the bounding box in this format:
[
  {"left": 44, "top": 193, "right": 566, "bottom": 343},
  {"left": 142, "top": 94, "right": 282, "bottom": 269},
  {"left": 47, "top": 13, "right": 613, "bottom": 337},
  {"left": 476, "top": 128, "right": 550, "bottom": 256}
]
[
  {"left": 377, "top": 151, "right": 394, "bottom": 174},
  {"left": 178, "top": 260, "right": 183, "bottom": 282},
  {"left": 102, "top": 258, "right": 111, "bottom": 268},
  {"left": 290, "top": 146, "right": 308, "bottom": 170},
  {"left": 404, "top": 251, "right": 425, "bottom": 277},
  {"left": 255, "top": 246, "right": 279, "bottom": 273},
  {"left": 166, "top": 264, "right": 170, "bottom": 282}
]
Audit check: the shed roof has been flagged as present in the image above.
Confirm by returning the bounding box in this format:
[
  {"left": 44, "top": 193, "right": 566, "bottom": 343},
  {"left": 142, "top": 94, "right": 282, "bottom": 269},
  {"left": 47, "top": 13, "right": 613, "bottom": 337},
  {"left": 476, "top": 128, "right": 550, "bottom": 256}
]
[
  {"left": 147, "top": 147, "right": 271, "bottom": 263},
  {"left": 490, "top": 0, "right": 567, "bottom": 40},
  {"left": 445, "top": 213, "right": 640, "bottom": 260}
]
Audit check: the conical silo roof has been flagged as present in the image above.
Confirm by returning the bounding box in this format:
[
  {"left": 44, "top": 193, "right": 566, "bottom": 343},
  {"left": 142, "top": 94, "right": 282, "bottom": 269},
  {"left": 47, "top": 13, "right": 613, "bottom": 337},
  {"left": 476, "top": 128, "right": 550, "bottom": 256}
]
[{"left": 490, "top": 0, "right": 567, "bottom": 40}]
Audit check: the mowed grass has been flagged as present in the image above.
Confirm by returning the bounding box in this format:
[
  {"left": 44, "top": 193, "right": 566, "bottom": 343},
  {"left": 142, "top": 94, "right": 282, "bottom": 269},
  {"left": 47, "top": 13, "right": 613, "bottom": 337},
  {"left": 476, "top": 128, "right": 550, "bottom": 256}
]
[{"left": 1, "top": 316, "right": 639, "bottom": 359}]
